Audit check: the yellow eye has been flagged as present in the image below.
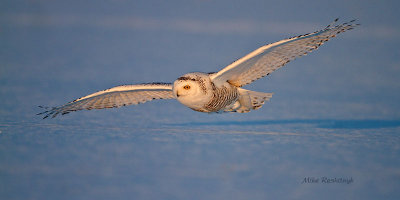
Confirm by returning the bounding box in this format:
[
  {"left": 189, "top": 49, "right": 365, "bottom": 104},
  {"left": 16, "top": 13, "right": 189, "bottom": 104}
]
[{"left": 183, "top": 85, "right": 191, "bottom": 90}]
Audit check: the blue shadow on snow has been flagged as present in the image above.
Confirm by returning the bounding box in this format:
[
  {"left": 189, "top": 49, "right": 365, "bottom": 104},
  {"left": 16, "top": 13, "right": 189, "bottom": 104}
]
[{"left": 168, "top": 119, "right": 400, "bottom": 129}]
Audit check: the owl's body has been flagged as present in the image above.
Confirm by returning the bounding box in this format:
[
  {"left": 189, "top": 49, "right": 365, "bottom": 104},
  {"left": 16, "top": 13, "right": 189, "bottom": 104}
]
[
  {"left": 172, "top": 72, "right": 272, "bottom": 113},
  {"left": 38, "top": 19, "right": 358, "bottom": 119}
]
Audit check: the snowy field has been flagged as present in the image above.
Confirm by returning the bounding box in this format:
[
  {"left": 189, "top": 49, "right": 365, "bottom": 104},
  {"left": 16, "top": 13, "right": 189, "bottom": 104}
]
[
  {"left": 1, "top": 118, "right": 400, "bottom": 200},
  {"left": 1, "top": 0, "right": 400, "bottom": 199}
]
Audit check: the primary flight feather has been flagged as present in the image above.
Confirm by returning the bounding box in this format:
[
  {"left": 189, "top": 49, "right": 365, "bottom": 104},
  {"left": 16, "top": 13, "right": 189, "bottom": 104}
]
[{"left": 38, "top": 19, "right": 358, "bottom": 119}]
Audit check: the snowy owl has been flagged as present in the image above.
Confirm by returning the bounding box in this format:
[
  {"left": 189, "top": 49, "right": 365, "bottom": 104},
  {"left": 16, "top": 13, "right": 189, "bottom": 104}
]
[{"left": 38, "top": 19, "right": 358, "bottom": 119}]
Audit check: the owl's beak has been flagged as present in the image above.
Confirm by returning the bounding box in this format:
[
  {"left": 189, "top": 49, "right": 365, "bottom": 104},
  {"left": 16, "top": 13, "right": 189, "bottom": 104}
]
[{"left": 176, "top": 90, "right": 181, "bottom": 97}]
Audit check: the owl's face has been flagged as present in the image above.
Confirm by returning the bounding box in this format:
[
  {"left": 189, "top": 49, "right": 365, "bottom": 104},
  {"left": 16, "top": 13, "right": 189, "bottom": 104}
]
[
  {"left": 173, "top": 80, "right": 200, "bottom": 98},
  {"left": 173, "top": 73, "right": 212, "bottom": 110}
]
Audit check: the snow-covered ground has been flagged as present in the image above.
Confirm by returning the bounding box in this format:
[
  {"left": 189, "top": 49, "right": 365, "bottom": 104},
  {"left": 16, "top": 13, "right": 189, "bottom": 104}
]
[{"left": 1, "top": 0, "right": 400, "bottom": 199}]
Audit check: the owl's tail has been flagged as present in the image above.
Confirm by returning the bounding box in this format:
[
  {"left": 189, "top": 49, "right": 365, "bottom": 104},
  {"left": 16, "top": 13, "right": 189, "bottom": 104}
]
[{"left": 225, "top": 88, "right": 273, "bottom": 113}]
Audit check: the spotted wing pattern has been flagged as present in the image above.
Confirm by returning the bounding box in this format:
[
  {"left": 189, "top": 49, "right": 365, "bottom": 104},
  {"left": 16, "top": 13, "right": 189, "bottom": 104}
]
[
  {"left": 211, "top": 19, "right": 359, "bottom": 87},
  {"left": 38, "top": 83, "right": 174, "bottom": 118}
]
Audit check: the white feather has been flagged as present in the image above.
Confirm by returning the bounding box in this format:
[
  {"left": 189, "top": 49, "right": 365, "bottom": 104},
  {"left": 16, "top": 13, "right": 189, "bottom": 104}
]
[
  {"left": 38, "top": 83, "right": 174, "bottom": 118},
  {"left": 210, "top": 19, "right": 359, "bottom": 87}
]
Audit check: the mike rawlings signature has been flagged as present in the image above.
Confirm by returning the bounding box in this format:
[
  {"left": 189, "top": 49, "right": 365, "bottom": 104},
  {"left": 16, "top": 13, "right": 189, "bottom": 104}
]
[{"left": 301, "top": 177, "right": 353, "bottom": 184}]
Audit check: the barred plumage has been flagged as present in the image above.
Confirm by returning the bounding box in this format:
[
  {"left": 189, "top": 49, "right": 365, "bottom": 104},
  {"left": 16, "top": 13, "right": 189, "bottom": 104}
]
[
  {"left": 204, "top": 84, "right": 239, "bottom": 112},
  {"left": 38, "top": 83, "right": 174, "bottom": 118},
  {"left": 210, "top": 18, "right": 359, "bottom": 87},
  {"left": 38, "top": 19, "right": 358, "bottom": 118}
]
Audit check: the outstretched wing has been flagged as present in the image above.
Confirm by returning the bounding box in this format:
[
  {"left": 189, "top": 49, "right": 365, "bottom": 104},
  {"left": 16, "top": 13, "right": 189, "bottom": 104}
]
[
  {"left": 38, "top": 83, "right": 175, "bottom": 119},
  {"left": 210, "top": 19, "right": 359, "bottom": 87}
]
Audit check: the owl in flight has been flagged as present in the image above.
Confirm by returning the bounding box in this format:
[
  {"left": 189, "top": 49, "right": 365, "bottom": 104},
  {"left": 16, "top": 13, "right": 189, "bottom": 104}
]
[{"left": 38, "top": 19, "right": 358, "bottom": 119}]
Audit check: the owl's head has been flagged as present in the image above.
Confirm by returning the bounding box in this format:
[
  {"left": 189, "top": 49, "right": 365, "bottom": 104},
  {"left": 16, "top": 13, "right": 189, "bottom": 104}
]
[{"left": 173, "top": 72, "right": 212, "bottom": 109}]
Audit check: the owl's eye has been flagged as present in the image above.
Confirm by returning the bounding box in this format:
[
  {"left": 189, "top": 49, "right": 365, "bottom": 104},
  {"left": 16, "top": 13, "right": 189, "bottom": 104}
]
[{"left": 183, "top": 85, "right": 191, "bottom": 90}]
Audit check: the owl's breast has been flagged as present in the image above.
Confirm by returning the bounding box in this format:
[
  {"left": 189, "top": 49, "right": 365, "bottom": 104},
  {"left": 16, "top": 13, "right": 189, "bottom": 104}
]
[{"left": 202, "top": 83, "right": 239, "bottom": 112}]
